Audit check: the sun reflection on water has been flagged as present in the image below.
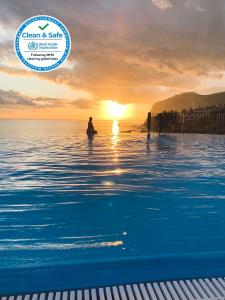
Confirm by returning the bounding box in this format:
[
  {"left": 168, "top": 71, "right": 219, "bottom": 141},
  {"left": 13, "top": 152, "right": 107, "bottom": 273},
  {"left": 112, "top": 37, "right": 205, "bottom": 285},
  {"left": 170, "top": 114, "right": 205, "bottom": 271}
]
[
  {"left": 112, "top": 120, "right": 120, "bottom": 163},
  {"left": 112, "top": 120, "right": 119, "bottom": 136}
]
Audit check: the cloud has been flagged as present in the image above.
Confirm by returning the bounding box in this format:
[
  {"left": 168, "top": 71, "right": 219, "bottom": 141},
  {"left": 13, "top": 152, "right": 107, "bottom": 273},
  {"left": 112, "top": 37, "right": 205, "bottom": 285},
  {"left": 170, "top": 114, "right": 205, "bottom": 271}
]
[
  {"left": 195, "top": 5, "right": 205, "bottom": 12},
  {"left": 0, "top": 89, "right": 100, "bottom": 112},
  {"left": 0, "top": 89, "right": 66, "bottom": 108},
  {"left": 0, "top": 0, "right": 225, "bottom": 109},
  {"left": 152, "top": 0, "right": 173, "bottom": 10},
  {"left": 72, "top": 98, "right": 99, "bottom": 109}
]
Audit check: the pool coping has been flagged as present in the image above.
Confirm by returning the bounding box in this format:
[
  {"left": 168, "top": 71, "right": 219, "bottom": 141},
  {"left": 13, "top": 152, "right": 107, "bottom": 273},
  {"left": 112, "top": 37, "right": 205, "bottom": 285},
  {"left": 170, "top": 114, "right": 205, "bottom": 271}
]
[{"left": 1, "top": 277, "right": 225, "bottom": 300}]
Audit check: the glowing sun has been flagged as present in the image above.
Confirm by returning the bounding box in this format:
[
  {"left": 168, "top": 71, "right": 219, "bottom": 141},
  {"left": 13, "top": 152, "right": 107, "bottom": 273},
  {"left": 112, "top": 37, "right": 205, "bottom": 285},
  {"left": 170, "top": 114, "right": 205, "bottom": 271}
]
[{"left": 101, "top": 100, "right": 130, "bottom": 119}]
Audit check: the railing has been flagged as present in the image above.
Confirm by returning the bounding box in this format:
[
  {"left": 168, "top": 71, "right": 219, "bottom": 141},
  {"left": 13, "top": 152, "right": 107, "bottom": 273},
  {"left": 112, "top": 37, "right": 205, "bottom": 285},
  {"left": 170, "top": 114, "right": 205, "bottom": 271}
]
[{"left": 147, "top": 111, "right": 225, "bottom": 134}]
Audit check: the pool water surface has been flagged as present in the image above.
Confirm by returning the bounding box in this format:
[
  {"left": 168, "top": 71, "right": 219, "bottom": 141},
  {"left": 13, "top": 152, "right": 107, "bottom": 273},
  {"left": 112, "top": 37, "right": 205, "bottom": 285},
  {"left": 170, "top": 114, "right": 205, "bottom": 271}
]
[{"left": 0, "top": 120, "right": 225, "bottom": 294}]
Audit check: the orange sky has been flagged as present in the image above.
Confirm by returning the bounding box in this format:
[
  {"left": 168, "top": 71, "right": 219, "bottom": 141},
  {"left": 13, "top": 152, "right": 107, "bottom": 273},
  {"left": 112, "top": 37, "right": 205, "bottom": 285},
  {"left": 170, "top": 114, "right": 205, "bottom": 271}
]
[{"left": 1, "top": 0, "right": 225, "bottom": 121}]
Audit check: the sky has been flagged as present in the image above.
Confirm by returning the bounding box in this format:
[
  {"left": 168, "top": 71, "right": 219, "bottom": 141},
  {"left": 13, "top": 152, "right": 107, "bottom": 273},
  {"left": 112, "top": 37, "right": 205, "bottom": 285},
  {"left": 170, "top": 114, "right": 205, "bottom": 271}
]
[{"left": 1, "top": 0, "right": 225, "bottom": 121}]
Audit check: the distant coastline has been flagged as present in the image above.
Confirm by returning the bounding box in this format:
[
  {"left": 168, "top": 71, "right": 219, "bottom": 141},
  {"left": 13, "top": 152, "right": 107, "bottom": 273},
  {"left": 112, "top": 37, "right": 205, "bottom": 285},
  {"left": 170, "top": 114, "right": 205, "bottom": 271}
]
[{"left": 151, "top": 91, "right": 225, "bottom": 113}]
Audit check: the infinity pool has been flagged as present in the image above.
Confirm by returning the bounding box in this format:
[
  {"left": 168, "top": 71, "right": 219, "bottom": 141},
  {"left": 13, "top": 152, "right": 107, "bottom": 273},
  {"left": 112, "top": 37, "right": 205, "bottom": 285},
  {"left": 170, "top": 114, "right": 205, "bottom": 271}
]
[{"left": 1, "top": 120, "right": 225, "bottom": 294}]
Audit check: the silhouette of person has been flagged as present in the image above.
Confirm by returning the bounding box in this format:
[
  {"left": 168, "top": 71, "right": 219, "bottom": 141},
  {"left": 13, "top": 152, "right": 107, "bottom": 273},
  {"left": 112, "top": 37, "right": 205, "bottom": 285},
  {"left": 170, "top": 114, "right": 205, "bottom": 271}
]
[{"left": 87, "top": 117, "right": 97, "bottom": 136}]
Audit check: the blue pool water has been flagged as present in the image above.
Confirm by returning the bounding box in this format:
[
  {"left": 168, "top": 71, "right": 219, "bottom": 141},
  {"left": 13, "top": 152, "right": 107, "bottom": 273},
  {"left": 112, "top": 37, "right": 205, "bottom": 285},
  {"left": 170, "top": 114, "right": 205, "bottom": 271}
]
[{"left": 1, "top": 120, "right": 225, "bottom": 294}]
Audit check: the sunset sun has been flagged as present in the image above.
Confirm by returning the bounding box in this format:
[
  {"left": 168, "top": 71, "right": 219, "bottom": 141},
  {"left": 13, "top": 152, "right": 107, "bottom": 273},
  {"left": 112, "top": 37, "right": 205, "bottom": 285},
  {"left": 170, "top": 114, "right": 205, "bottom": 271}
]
[{"left": 101, "top": 100, "right": 130, "bottom": 120}]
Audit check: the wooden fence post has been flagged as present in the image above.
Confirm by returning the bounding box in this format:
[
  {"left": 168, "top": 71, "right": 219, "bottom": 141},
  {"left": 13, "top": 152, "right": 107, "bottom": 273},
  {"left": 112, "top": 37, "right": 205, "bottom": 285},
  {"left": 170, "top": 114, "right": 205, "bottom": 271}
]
[{"left": 147, "top": 112, "right": 151, "bottom": 132}]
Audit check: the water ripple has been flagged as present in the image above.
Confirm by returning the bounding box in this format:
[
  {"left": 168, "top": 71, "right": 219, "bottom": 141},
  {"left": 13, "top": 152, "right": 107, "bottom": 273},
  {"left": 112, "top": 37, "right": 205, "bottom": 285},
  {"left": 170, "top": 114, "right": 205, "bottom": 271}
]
[{"left": 0, "top": 121, "right": 225, "bottom": 268}]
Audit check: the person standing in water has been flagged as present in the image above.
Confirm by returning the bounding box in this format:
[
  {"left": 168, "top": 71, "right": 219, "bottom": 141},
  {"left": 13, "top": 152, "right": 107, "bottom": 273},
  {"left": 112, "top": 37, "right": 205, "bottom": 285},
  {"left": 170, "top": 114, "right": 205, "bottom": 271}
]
[{"left": 87, "top": 117, "right": 97, "bottom": 135}]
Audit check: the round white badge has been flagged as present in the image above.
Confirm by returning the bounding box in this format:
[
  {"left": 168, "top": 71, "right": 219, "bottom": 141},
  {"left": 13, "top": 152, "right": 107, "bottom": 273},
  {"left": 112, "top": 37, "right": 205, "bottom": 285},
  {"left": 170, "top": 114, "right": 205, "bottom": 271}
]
[{"left": 15, "top": 15, "right": 71, "bottom": 72}]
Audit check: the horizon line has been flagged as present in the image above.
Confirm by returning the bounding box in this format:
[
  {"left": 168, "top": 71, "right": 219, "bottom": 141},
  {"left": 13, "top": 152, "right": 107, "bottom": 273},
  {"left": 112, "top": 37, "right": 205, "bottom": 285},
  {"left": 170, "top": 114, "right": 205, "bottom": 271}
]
[{"left": 0, "top": 118, "right": 138, "bottom": 122}]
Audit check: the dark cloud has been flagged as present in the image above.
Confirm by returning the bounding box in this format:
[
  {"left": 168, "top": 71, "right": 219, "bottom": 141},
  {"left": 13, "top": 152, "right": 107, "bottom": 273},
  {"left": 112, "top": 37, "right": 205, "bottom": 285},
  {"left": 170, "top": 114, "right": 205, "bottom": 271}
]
[
  {"left": 0, "top": 89, "right": 66, "bottom": 108},
  {"left": 1, "top": 0, "right": 225, "bottom": 106}
]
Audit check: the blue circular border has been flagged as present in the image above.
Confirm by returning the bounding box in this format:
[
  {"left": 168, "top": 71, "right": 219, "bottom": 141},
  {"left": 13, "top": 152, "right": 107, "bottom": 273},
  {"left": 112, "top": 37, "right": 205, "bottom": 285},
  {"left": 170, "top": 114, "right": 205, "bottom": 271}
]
[{"left": 15, "top": 15, "right": 71, "bottom": 72}]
